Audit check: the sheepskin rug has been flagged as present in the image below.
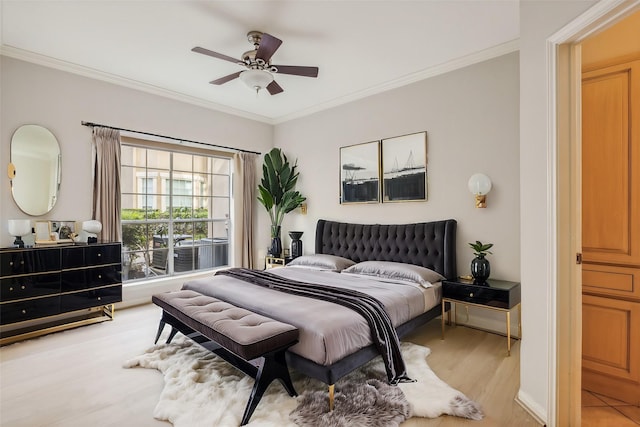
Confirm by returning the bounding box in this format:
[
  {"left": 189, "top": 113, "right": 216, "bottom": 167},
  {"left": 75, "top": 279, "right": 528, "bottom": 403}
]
[{"left": 123, "top": 339, "right": 482, "bottom": 426}]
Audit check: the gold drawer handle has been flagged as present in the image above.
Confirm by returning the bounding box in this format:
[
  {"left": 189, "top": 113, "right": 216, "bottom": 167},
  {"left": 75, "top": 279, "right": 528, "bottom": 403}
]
[
  {"left": 21, "top": 285, "right": 25, "bottom": 290},
  {"left": 98, "top": 253, "right": 102, "bottom": 257},
  {"left": 9, "top": 287, "right": 13, "bottom": 291},
  {"left": 98, "top": 275, "right": 102, "bottom": 279},
  {"left": 9, "top": 261, "right": 13, "bottom": 266},
  {"left": 97, "top": 297, "right": 101, "bottom": 301},
  {"left": 21, "top": 309, "right": 26, "bottom": 314},
  {"left": 20, "top": 261, "right": 24, "bottom": 265},
  {"left": 470, "top": 292, "right": 474, "bottom": 297}
]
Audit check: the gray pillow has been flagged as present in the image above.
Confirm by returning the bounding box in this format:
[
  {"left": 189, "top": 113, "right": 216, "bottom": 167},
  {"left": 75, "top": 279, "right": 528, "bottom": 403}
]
[
  {"left": 342, "top": 261, "right": 445, "bottom": 286},
  {"left": 287, "top": 254, "right": 356, "bottom": 272}
]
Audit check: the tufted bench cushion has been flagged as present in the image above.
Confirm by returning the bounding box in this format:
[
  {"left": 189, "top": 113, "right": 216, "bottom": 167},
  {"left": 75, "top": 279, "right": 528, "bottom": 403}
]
[{"left": 152, "top": 289, "right": 298, "bottom": 360}]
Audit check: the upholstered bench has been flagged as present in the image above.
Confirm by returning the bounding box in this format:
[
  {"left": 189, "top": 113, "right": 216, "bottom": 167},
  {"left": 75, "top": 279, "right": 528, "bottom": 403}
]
[{"left": 152, "top": 290, "right": 299, "bottom": 426}]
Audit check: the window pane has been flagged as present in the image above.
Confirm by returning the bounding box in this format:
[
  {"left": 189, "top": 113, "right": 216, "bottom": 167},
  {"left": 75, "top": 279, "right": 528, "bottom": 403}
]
[
  {"left": 193, "top": 173, "right": 208, "bottom": 196},
  {"left": 212, "top": 175, "right": 230, "bottom": 196},
  {"left": 193, "top": 156, "right": 210, "bottom": 174},
  {"left": 121, "top": 145, "right": 145, "bottom": 167},
  {"left": 147, "top": 149, "right": 170, "bottom": 169},
  {"left": 212, "top": 197, "right": 230, "bottom": 219},
  {"left": 173, "top": 153, "right": 192, "bottom": 172},
  {"left": 212, "top": 158, "right": 230, "bottom": 174}
]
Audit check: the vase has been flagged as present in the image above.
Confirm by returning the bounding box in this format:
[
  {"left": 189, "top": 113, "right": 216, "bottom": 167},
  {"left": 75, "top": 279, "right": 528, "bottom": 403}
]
[
  {"left": 470, "top": 254, "right": 490, "bottom": 284},
  {"left": 289, "top": 231, "right": 303, "bottom": 258},
  {"left": 269, "top": 225, "right": 282, "bottom": 257}
]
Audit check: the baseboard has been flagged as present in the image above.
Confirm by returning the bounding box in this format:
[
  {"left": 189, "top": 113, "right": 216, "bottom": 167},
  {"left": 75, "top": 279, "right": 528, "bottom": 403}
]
[{"left": 516, "top": 390, "right": 548, "bottom": 426}]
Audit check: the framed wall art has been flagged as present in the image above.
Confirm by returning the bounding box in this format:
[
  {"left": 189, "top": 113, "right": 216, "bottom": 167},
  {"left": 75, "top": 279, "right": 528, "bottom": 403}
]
[
  {"left": 381, "top": 131, "right": 427, "bottom": 202},
  {"left": 339, "top": 141, "right": 380, "bottom": 203}
]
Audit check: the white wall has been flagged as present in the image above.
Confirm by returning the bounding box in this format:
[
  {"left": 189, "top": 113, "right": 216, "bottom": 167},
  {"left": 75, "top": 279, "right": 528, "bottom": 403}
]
[
  {"left": 274, "top": 52, "right": 521, "bottom": 333},
  {"left": 0, "top": 57, "right": 273, "bottom": 250},
  {"left": 518, "top": 0, "right": 596, "bottom": 422}
]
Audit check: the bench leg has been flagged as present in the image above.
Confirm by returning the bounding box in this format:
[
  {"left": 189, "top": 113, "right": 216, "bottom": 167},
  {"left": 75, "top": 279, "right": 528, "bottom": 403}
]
[
  {"left": 240, "top": 352, "right": 298, "bottom": 426},
  {"left": 154, "top": 320, "right": 166, "bottom": 344},
  {"left": 166, "top": 327, "right": 179, "bottom": 344}
]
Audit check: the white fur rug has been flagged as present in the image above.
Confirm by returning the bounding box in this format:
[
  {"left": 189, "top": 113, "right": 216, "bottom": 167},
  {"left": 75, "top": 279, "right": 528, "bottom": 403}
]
[{"left": 123, "top": 339, "right": 482, "bottom": 426}]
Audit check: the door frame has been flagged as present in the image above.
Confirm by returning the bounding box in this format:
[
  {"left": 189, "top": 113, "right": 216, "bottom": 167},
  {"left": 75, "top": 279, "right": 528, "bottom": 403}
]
[{"left": 548, "top": 1, "right": 640, "bottom": 426}]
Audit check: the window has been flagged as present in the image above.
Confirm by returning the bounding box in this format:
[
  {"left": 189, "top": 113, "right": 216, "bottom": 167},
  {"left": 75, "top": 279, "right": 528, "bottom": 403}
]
[{"left": 121, "top": 144, "right": 231, "bottom": 282}]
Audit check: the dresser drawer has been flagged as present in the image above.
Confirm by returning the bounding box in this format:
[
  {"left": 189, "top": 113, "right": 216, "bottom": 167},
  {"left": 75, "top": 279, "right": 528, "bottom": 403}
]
[
  {"left": 0, "top": 249, "right": 60, "bottom": 277},
  {"left": 61, "top": 265, "right": 121, "bottom": 291},
  {"left": 443, "top": 279, "right": 521, "bottom": 309},
  {"left": 60, "top": 285, "right": 122, "bottom": 311},
  {"left": 1, "top": 273, "right": 61, "bottom": 302},
  {"left": 62, "top": 244, "right": 121, "bottom": 269},
  {"left": 0, "top": 295, "right": 61, "bottom": 324}
]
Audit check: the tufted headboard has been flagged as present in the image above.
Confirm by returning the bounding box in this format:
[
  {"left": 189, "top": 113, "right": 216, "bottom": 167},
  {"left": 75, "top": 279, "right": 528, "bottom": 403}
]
[{"left": 315, "top": 219, "right": 457, "bottom": 280}]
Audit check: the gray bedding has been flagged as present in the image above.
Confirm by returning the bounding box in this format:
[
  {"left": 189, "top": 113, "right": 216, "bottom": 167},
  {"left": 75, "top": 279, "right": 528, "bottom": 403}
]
[{"left": 182, "top": 266, "right": 441, "bottom": 366}]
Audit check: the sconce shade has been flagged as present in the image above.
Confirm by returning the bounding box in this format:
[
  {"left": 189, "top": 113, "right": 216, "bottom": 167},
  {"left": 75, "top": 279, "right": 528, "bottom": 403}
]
[
  {"left": 8, "top": 219, "right": 31, "bottom": 237},
  {"left": 468, "top": 173, "right": 492, "bottom": 195},
  {"left": 82, "top": 220, "right": 102, "bottom": 234},
  {"left": 239, "top": 69, "right": 274, "bottom": 93},
  {"left": 468, "top": 173, "right": 492, "bottom": 209}
]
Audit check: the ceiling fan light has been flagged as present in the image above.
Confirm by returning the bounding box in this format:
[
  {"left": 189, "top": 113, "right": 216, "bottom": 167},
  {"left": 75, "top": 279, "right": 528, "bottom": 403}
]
[{"left": 239, "top": 69, "right": 274, "bottom": 93}]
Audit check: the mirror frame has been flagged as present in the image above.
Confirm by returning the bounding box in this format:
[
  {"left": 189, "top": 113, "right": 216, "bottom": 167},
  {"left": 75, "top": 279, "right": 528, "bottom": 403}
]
[{"left": 10, "top": 124, "right": 61, "bottom": 216}]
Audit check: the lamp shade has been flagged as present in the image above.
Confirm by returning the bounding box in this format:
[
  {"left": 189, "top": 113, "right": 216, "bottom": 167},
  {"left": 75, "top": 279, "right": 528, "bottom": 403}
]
[
  {"left": 8, "top": 219, "right": 31, "bottom": 237},
  {"left": 468, "top": 173, "right": 492, "bottom": 195},
  {"left": 239, "top": 69, "right": 274, "bottom": 92},
  {"left": 82, "top": 220, "right": 102, "bottom": 234}
]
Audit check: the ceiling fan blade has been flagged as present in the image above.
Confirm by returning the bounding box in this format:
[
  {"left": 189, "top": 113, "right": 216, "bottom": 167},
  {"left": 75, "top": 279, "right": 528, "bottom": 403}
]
[
  {"left": 192, "top": 46, "right": 239, "bottom": 64},
  {"left": 271, "top": 65, "right": 319, "bottom": 78},
  {"left": 266, "top": 80, "right": 284, "bottom": 95},
  {"left": 210, "top": 71, "right": 242, "bottom": 85},
  {"left": 256, "top": 33, "right": 282, "bottom": 62}
]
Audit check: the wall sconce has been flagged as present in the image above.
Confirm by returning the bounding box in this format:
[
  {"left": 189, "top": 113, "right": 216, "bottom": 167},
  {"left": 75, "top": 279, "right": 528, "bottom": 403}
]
[
  {"left": 468, "top": 173, "right": 492, "bottom": 208},
  {"left": 8, "top": 219, "right": 31, "bottom": 248}
]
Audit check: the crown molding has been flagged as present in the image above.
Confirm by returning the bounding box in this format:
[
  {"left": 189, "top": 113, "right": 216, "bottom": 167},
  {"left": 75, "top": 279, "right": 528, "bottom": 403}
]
[
  {"left": 272, "top": 39, "right": 520, "bottom": 124},
  {"left": 0, "top": 45, "right": 275, "bottom": 124},
  {"left": 2, "top": 39, "right": 519, "bottom": 126}
]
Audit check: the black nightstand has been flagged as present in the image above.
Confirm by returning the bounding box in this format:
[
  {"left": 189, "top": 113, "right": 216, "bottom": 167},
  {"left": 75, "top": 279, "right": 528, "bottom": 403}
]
[{"left": 441, "top": 278, "right": 521, "bottom": 356}]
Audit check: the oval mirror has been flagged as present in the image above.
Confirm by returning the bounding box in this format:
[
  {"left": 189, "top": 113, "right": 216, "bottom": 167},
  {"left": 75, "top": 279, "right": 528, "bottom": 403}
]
[{"left": 10, "top": 125, "right": 61, "bottom": 216}]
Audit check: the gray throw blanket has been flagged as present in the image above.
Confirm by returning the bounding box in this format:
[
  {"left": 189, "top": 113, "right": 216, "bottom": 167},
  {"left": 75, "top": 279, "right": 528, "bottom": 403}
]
[{"left": 215, "top": 268, "right": 413, "bottom": 385}]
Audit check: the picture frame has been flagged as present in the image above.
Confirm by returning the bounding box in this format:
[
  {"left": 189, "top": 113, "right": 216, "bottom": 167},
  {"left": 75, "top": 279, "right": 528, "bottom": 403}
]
[
  {"left": 35, "top": 221, "right": 51, "bottom": 243},
  {"left": 339, "top": 141, "right": 380, "bottom": 203},
  {"left": 381, "top": 131, "right": 427, "bottom": 202}
]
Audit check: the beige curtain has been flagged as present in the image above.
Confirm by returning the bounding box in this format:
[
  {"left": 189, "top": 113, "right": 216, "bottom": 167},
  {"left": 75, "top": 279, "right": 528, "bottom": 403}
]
[
  {"left": 92, "top": 127, "right": 122, "bottom": 242},
  {"left": 233, "top": 152, "right": 258, "bottom": 268}
]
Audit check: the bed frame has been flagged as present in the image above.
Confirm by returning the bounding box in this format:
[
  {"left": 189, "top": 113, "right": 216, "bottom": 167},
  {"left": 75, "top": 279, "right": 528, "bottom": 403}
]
[{"left": 285, "top": 218, "right": 457, "bottom": 385}]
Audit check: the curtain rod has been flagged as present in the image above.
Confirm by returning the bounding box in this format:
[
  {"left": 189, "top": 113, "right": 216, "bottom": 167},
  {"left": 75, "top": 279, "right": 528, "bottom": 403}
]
[{"left": 81, "top": 121, "right": 261, "bottom": 155}]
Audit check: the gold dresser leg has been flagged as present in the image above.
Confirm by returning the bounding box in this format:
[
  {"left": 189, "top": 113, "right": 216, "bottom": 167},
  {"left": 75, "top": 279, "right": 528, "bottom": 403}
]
[{"left": 328, "top": 384, "right": 335, "bottom": 411}]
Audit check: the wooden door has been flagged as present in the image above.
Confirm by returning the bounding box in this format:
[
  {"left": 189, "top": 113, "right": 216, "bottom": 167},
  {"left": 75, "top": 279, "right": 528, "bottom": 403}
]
[{"left": 581, "top": 59, "right": 640, "bottom": 405}]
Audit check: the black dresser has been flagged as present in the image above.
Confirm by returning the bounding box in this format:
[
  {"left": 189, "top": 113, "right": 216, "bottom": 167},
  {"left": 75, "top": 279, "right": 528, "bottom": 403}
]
[{"left": 0, "top": 242, "right": 122, "bottom": 345}]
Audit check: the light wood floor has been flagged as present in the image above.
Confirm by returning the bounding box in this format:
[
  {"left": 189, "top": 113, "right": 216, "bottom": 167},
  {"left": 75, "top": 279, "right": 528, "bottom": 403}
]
[{"left": 0, "top": 303, "right": 540, "bottom": 427}]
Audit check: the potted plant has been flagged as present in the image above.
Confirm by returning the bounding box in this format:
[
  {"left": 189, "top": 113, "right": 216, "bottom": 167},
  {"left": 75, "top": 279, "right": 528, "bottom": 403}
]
[
  {"left": 469, "top": 240, "right": 493, "bottom": 284},
  {"left": 257, "top": 148, "right": 306, "bottom": 257}
]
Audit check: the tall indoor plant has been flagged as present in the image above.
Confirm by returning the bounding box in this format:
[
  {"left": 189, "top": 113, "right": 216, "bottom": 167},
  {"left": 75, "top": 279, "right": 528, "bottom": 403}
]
[{"left": 257, "top": 148, "right": 306, "bottom": 257}]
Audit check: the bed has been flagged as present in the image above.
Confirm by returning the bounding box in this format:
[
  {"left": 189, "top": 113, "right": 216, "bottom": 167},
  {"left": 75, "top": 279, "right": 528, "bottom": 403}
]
[{"left": 182, "top": 218, "right": 457, "bottom": 386}]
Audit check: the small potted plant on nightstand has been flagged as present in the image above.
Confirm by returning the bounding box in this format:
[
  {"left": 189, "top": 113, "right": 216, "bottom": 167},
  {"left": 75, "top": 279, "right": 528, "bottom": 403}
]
[{"left": 469, "top": 240, "right": 493, "bottom": 284}]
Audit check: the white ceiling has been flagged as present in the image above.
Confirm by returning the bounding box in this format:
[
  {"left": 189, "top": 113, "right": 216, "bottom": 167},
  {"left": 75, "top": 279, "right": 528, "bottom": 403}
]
[{"left": 0, "top": 1, "right": 519, "bottom": 124}]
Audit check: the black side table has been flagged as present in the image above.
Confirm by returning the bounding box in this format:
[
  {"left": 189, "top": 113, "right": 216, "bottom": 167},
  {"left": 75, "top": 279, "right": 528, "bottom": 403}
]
[{"left": 441, "top": 278, "right": 521, "bottom": 356}]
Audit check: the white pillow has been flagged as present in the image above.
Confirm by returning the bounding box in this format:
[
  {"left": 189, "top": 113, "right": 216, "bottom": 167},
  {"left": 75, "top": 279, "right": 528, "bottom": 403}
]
[
  {"left": 287, "top": 254, "right": 356, "bottom": 272},
  {"left": 342, "top": 261, "right": 445, "bottom": 287}
]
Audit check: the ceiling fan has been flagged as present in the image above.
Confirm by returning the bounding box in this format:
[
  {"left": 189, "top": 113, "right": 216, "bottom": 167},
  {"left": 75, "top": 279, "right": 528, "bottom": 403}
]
[{"left": 192, "top": 31, "right": 319, "bottom": 95}]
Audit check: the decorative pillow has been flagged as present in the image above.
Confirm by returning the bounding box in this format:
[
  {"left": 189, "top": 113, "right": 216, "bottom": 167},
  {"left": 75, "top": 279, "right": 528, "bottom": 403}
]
[
  {"left": 342, "top": 261, "right": 445, "bottom": 287},
  {"left": 287, "top": 254, "right": 356, "bottom": 272}
]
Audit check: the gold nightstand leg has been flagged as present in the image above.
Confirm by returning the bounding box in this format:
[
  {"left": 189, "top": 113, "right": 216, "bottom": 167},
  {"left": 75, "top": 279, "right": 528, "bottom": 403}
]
[
  {"left": 441, "top": 300, "right": 445, "bottom": 339},
  {"left": 518, "top": 303, "right": 522, "bottom": 338},
  {"left": 506, "top": 311, "right": 511, "bottom": 357}
]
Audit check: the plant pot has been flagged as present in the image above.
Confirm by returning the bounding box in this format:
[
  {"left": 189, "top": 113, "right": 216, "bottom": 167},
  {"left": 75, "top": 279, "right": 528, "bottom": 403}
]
[
  {"left": 269, "top": 225, "right": 282, "bottom": 257},
  {"left": 471, "top": 254, "right": 490, "bottom": 284}
]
